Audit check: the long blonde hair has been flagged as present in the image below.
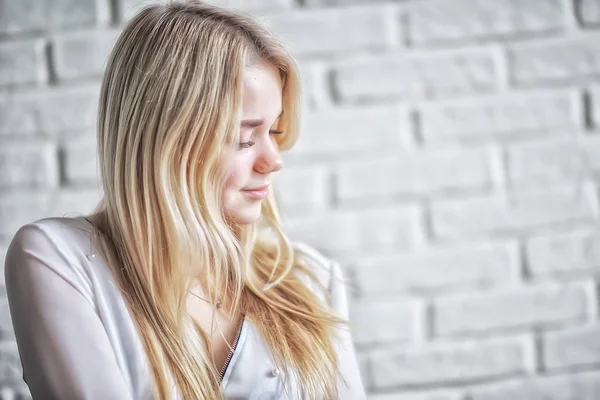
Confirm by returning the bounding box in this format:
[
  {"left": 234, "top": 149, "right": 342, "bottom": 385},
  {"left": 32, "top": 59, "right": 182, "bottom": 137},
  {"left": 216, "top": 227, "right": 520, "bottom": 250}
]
[{"left": 87, "top": 1, "right": 344, "bottom": 399}]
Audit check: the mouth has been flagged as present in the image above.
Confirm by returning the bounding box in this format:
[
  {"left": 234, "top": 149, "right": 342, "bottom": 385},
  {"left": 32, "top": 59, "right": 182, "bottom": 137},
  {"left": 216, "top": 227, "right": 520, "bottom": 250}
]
[{"left": 241, "top": 184, "right": 269, "bottom": 199}]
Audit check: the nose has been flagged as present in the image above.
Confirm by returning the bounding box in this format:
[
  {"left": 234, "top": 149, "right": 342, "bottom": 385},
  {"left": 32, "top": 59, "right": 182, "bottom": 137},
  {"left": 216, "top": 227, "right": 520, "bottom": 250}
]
[{"left": 254, "top": 139, "right": 284, "bottom": 174}]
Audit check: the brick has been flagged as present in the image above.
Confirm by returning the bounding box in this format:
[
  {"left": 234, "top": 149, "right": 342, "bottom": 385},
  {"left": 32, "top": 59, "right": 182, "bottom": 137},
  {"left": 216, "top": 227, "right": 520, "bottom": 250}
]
[
  {"left": 0, "top": 385, "right": 32, "bottom": 400},
  {"left": 578, "top": 0, "right": 600, "bottom": 26},
  {"left": 582, "top": 135, "right": 600, "bottom": 170},
  {"left": 298, "top": 61, "right": 332, "bottom": 110},
  {"left": 0, "top": 40, "right": 47, "bottom": 88},
  {"left": 407, "top": 0, "right": 565, "bottom": 45},
  {"left": 468, "top": 370, "right": 600, "bottom": 400},
  {"left": 588, "top": 86, "right": 600, "bottom": 129},
  {"left": 53, "top": 30, "right": 119, "bottom": 80},
  {"left": 0, "top": 189, "right": 102, "bottom": 240},
  {"left": 0, "top": 193, "right": 49, "bottom": 241},
  {"left": 419, "top": 90, "right": 579, "bottom": 145},
  {"left": 0, "top": 341, "right": 21, "bottom": 380},
  {"left": 543, "top": 324, "right": 600, "bottom": 370},
  {"left": 335, "top": 148, "right": 490, "bottom": 201},
  {"left": 63, "top": 140, "right": 99, "bottom": 185},
  {"left": 526, "top": 229, "right": 600, "bottom": 278},
  {"left": 371, "top": 336, "right": 529, "bottom": 389},
  {"left": 121, "top": 0, "right": 294, "bottom": 21},
  {"left": 0, "top": 385, "right": 31, "bottom": 400},
  {"left": 354, "top": 241, "right": 517, "bottom": 296},
  {"left": 204, "top": 0, "right": 293, "bottom": 11},
  {"left": 266, "top": 5, "right": 393, "bottom": 57},
  {"left": 291, "top": 105, "right": 409, "bottom": 157},
  {"left": 433, "top": 282, "right": 590, "bottom": 336},
  {"left": 467, "top": 135, "right": 598, "bottom": 182},
  {"left": 272, "top": 166, "right": 330, "bottom": 212},
  {"left": 0, "top": 85, "right": 100, "bottom": 138},
  {"left": 303, "top": 0, "right": 389, "bottom": 5},
  {"left": 350, "top": 299, "right": 420, "bottom": 345},
  {"left": 0, "top": 0, "right": 109, "bottom": 34},
  {"left": 356, "top": 353, "right": 370, "bottom": 391},
  {"left": 120, "top": 0, "right": 157, "bottom": 21},
  {"left": 0, "top": 297, "right": 13, "bottom": 340},
  {"left": 509, "top": 33, "right": 600, "bottom": 86},
  {"left": 0, "top": 245, "right": 6, "bottom": 278},
  {"left": 431, "top": 186, "right": 596, "bottom": 238},
  {"left": 285, "top": 205, "right": 419, "bottom": 257},
  {"left": 505, "top": 138, "right": 587, "bottom": 188},
  {"left": 369, "top": 389, "right": 463, "bottom": 400},
  {"left": 50, "top": 189, "right": 103, "bottom": 219},
  {"left": 0, "top": 142, "right": 59, "bottom": 189},
  {"left": 0, "top": 387, "right": 15, "bottom": 400},
  {"left": 334, "top": 47, "right": 497, "bottom": 102}
]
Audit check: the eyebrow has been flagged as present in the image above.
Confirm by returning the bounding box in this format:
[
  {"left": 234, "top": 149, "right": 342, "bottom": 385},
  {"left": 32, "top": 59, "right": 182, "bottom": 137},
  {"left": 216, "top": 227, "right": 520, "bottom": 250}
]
[{"left": 241, "top": 110, "right": 284, "bottom": 128}]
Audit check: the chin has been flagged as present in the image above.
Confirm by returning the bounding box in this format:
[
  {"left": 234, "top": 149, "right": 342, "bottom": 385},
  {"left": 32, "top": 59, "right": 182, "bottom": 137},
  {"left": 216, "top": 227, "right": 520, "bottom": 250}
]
[
  {"left": 231, "top": 214, "right": 261, "bottom": 225},
  {"left": 227, "top": 206, "right": 262, "bottom": 225}
]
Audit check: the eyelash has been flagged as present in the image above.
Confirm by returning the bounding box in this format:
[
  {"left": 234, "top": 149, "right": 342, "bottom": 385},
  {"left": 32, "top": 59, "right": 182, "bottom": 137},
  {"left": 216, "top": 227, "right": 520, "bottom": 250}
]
[{"left": 239, "top": 130, "right": 284, "bottom": 149}]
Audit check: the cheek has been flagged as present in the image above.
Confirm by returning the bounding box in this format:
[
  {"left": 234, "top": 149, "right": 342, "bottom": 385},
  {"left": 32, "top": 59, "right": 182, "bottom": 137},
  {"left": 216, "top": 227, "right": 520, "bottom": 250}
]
[{"left": 225, "top": 157, "right": 250, "bottom": 191}]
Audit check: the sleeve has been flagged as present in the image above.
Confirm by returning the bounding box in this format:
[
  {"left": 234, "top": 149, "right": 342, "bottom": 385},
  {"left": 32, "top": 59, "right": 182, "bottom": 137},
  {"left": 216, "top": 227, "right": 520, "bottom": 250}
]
[
  {"left": 4, "top": 223, "right": 134, "bottom": 400},
  {"left": 328, "top": 261, "right": 367, "bottom": 400}
]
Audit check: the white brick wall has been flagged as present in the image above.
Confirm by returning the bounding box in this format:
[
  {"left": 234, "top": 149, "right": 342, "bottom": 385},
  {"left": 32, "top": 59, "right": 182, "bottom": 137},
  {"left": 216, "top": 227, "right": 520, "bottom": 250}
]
[
  {"left": 0, "top": 40, "right": 47, "bottom": 88},
  {"left": 542, "top": 323, "right": 600, "bottom": 370},
  {"left": 418, "top": 90, "right": 581, "bottom": 145},
  {"left": 466, "top": 370, "right": 600, "bottom": 399},
  {"left": 333, "top": 46, "right": 498, "bottom": 102},
  {"left": 371, "top": 335, "right": 533, "bottom": 389},
  {"left": 353, "top": 240, "right": 519, "bottom": 296},
  {"left": 52, "top": 29, "right": 119, "bottom": 80},
  {"left": 406, "top": 0, "right": 565, "bottom": 45},
  {"left": 526, "top": 229, "right": 600, "bottom": 278},
  {"left": 433, "top": 282, "right": 592, "bottom": 336},
  {"left": 0, "top": 85, "right": 100, "bottom": 137},
  {"left": 267, "top": 5, "right": 396, "bottom": 56},
  {"left": 508, "top": 33, "right": 600, "bottom": 86},
  {"left": 3, "top": 0, "right": 600, "bottom": 398}
]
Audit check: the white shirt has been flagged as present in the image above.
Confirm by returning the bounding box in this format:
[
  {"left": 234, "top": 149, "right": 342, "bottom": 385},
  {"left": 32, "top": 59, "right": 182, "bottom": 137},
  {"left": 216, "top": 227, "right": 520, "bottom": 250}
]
[{"left": 4, "top": 216, "right": 366, "bottom": 399}]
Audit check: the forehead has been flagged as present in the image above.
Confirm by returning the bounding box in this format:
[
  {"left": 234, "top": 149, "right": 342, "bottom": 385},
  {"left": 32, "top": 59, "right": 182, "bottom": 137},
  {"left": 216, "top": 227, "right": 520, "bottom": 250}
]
[{"left": 241, "top": 63, "right": 283, "bottom": 119}]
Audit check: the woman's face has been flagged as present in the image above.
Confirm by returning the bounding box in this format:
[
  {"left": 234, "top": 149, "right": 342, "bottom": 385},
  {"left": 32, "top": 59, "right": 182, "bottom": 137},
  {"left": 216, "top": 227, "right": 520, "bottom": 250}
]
[{"left": 222, "top": 62, "right": 284, "bottom": 225}]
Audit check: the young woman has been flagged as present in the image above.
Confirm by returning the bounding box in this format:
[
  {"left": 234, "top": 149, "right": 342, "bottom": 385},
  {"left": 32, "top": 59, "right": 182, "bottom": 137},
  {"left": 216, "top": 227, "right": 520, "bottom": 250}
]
[{"left": 4, "top": 1, "right": 365, "bottom": 399}]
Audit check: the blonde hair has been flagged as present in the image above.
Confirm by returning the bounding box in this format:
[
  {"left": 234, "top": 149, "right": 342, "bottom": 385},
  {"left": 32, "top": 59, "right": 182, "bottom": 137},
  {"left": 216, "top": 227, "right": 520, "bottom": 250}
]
[{"left": 86, "top": 1, "right": 344, "bottom": 399}]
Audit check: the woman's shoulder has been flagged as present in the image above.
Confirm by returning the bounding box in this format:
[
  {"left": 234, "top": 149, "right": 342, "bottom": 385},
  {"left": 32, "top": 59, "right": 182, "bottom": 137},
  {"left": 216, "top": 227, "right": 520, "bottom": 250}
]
[
  {"left": 5, "top": 216, "right": 97, "bottom": 297},
  {"left": 291, "top": 241, "right": 344, "bottom": 295},
  {"left": 292, "top": 240, "right": 332, "bottom": 274},
  {"left": 290, "top": 241, "right": 350, "bottom": 319},
  {"left": 8, "top": 216, "right": 94, "bottom": 254}
]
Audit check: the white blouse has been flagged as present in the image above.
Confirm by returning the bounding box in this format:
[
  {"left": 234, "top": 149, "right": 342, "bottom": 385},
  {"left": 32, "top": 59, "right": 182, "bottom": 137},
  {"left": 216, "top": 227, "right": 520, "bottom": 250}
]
[{"left": 4, "top": 216, "right": 366, "bottom": 399}]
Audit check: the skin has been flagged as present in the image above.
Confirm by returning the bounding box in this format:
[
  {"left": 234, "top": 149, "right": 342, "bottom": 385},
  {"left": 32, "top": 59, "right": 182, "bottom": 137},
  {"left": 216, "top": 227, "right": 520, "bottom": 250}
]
[
  {"left": 222, "top": 61, "right": 285, "bottom": 225},
  {"left": 189, "top": 61, "right": 285, "bottom": 372}
]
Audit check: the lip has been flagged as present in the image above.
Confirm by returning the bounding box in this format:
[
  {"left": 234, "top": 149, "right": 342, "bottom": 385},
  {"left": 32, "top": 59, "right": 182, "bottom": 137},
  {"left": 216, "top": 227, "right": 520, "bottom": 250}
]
[{"left": 242, "top": 185, "right": 269, "bottom": 199}]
